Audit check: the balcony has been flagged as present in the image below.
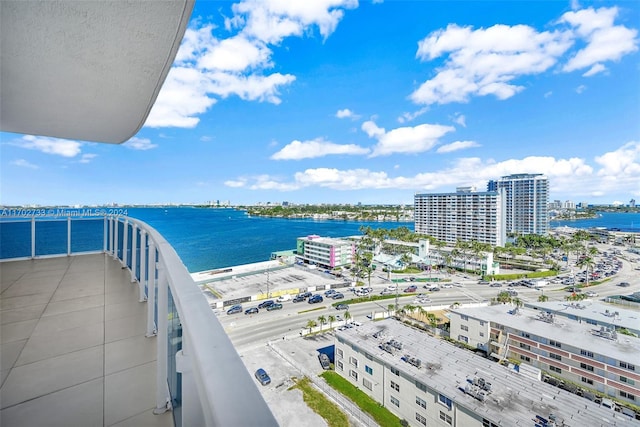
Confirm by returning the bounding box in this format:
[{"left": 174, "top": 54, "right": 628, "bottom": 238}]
[{"left": 0, "top": 215, "right": 277, "bottom": 427}]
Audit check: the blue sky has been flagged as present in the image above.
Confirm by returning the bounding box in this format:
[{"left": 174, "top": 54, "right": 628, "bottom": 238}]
[{"left": 2, "top": 0, "right": 639, "bottom": 206}]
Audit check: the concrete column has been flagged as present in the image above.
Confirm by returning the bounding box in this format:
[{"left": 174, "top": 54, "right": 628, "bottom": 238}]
[
  {"left": 139, "top": 231, "right": 148, "bottom": 302},
  {"left": 146, "top": 240, "right": 157, "bottom": 337},
  {"left": 131, "top": 223, "right": 138, "bottom": 283},
  {"left": 154, "top": 258, "right": 170, "bottom": 414}
]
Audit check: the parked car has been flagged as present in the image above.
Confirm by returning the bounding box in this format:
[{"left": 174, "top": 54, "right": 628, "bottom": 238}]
[
  {"left": 335, "top": 303, "right": 349, "bottom": 310},
  {"left": 332, "top": 293, "right": 344, "bottom": 299},
  {"left": 318, "top": 353, "right": 330, "bottom": 370},
  {"left": 244, "top": 307, "right": 259, "bottom": 315},
  {"left": 585, "top": 291, "right": 598, "bottom": 297},
  {"left": 226, "top": 304, "right": 242, "bottom": 315},
  {"left": 276, "top": 294, "right": 291, "bottom": 302},
  {"left": 404, "top": 285, "right": 417, "bottom": 293},
  {"left": 308, "top": 295, "right": 323, "bottom": 304},
  {"left": 324, "top": 289, "right": 337, "bottom": 297},
  {"left": 266, "top": 303, "right": 283, "bottom": 311},
  {"left": 292, "top": 295, "right": 306, "bottom": 303},
  {"left": 255, "top": 368, "right": 271, "bottom": 386},
  {"left": 258, "top": 300, "right": 275, "bottom": 309},
  {"left": 566, "top": 287, "right": 581, "bottom": 293}
]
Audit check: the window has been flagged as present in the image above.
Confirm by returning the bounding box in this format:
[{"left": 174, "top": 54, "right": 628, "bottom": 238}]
[
  {"left": 581, "top": 377, "right": 593, "bottom": 385},
  {"left": 337, "top": 361, "right": 343, "bottom": 371},
  {"left": 349, "top": 356, "right": 359, "bottom": 367},
  {"left": 550, "top": 366, "right": 562, "bottom": 373},
  {"left": 580, "top": 349, "right": 594, "bottom": 358},
  {"left": 460, "top": 325, "right": 469, "bottom": 331},
  {"left": 390, "top": 396, "right": 400, "bottom": 407},
  {"left": 391, "top": 380, "right": 400, "bottom": 391},
  {"left": 365, "top": 352, "right": 373, "bottom": 361},
  {"left": 483, "top": 420, "right": 499, "bottom": 427},
  {"left": 391, "top": 367, "right": 400, "bottom": 376},
  {"left": 586, "top": 319, "right": 597, "bottom": 325},
  {"left": 479, "top": 321, "right": 485, "bottom": 326},
  {"left": 549, "top": 340, "right": 561, "bottom": 348},
  {"left": 439, "top": 411, "right": 452, "bottom": 425},
  {"left": 479, "top": 331, "right": 485, "bottom": 337},
  {"left": 620, "top": 376, "right": 635, "bottom": 385},
  {"left": 416, "top": 413, "right": 427, "bottom": 426},
  {"left": 458, "top": 335, "right": 469, "bottom": 343},
  {"left": 350, "top": 370, "right": 358, "bottom": 380},
  {"left": 363, "top": 378, "right": 372, "bottom": 391},
  {"left": 520, "top": 355, "right": 531, "bottom": 362},
  {"left": 416, "top": 381, "right": 427, "bottom": 392},
  {"left": 461, "top": 315, "right": 469, "bottom": 321},
  {"left": 365, "top": 365, "right": 373, "bottom": 375},
  {"left": 416, "top": 396, "right": 426, "bottom": 408},
  {"left": 620, "top": 362, "right": 636, "bottom": 371},
  {"left": 336, "top": 348, "right": 343, "bottom": 358},
  {"left": 438, "top": 394, "right": 452, "bottom": 410},
  {"left": 580, "top": 363, "right": 594, "bottom": 372},
  {"left": 549, "top": 353, "right": 561, "bottom": 361},
  {"left": 519, "top": 342, "right": 531, "bottom": 350},
  {"left": 521, "top": 332, "right": 530, "bottom": 338},
  {"left": 620, "top": 391, "right": 636, "bottom": 401}
]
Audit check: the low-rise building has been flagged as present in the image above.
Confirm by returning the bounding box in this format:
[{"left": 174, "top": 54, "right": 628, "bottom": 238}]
[
  {"left": 449, "top": 304, "right": 640, "bottom": 406},
  {"left": 334, "top": 319, "right": 624, "bottom": 426},
  {"left": 296, "top": 235, "right": 354, "bottom": 269}
]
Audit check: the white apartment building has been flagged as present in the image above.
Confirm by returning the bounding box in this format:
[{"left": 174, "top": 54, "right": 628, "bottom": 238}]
[
  {"left": 296, "top": 235, "right": 354, "bottom": 269},
  {"left": 487, "top": 173, "right": 549, "bottom": 236},
  {"left": 334, "top": 319, "right": 622, "bottom": 427},
  {"left": 449, "top": 304, "right": 640, "bottom": 406},
  {"left": 414, "top": 188, "right": 506, "bottom": 246}
]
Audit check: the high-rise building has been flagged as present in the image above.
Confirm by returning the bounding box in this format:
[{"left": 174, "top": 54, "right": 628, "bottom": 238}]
[
  {"left": 487, "top": 174, "right": 549, "bottom": 235},
  {"left": 414, "top": 188, "right": 506, "bottom": 246}
]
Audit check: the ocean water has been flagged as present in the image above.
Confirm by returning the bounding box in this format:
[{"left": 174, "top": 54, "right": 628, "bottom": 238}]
[{"left": 549, "top": 211, "right": 640, "bottom": 232}]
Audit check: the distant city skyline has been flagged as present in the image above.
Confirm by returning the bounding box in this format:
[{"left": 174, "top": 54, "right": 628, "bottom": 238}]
[{"left": 1, "top": 1, "right": 639, "bottom": 206}]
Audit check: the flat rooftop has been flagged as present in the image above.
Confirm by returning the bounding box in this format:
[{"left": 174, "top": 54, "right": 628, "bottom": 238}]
[
  {"left": 453, "top": 304, "right": 640, "bottom": 362},
  {"left": 336, "top": 319, "right": 627, "bottom": 425},
  {"left": 0, "top": 254, "right": 173, "bottom": 427}
]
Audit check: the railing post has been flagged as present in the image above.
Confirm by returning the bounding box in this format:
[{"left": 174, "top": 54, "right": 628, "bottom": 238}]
[
  {"left": 122, "top": 219, "right": 129, "bottom": 267},
  {"left": 131, "top": 223, "right": 138, "bottom": 283},
  {"left": 146, "top": 240, "right": 157, "bottom": 337},
  {"left": 109, "top": 216, "right": 115, "bottom": 256},
  {"left": 139, "top": 231, "right": 148, "bottom": 302},
  {"left": 67, "top": 216, "right": 72, "bottom": 256},
  {"left": 154, "top": 257, "right": 170, "bottom": 414},
  {"left": 113, "top": 217, "right": 119, "bottom": 260},
  {"left": 103, "top": 216, "right": 108, "bottom": 253},
  {"left": 176, "top": 338, "right": 205, "bottom": 425},
  {"left": 31, "top": 216, "right": 36, "bottom": 259}
]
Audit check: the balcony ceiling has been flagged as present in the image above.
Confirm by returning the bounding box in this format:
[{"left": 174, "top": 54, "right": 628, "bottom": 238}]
[{"left": 0, "top": 0, "right": 194, "bottom": 143}]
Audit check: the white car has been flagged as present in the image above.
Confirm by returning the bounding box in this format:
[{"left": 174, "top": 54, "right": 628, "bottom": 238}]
[
  {"left": 586, "top": 291, "right": 598, "bottom": 297},
  {"left": 441, "top": 283, "right": 453, "bottom": 288}
]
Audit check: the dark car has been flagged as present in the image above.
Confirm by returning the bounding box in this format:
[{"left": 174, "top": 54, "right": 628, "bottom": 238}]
[
  {"left": 566, "top": 287, "right": 581, "bottom": 293},
  {"left": 255, "top": 368, "right": 271, "bottom": 386},
  {"left": 332, "top": 293, "right": 344, "bottom": 299},
  {"left": 300, "top": 291, "right": 313, "bottom": 299},
  {"left": 324, "top": 289, "right": 337, "bottom": 297},
  {"left": 618, "top": 282, "right": 630, "bottom": 287},
  {"left": 335, "top": 303, "right": 349, "bottom": 310},
  {"left": 266, "top": 303, "right": 283, "bottom": 311},
  {"left": 318, "top": 353, "right": 330, "bottom": 370},
  {"left": 292, "top": 295, "right": 306, "bottom": 303},
  {"left": 244, "top": 307, "right": 259, "bottom": 315},
  {"left": 258, "top": 300, "right": 275, "bottom": 309},
  {"left": 404, "top": 285, "right": 417, "bottom": 293},
  {"left": 308, "top": 295, "right": 323, "bottom": 304},
  {"left": 226, "top": 305, "right": 242, "bottom": 315},
  {"left": 489, "top": 283, "right": 502, "bottom": 287}
]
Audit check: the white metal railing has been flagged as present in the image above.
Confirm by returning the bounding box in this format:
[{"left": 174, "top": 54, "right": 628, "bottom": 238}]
[{"left": 0, "top": 215, "right": 278, "bottom": 426}]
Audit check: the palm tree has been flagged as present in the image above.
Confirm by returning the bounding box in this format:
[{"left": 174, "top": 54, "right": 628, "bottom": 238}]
[
  {"left": 328, "top": 314, "right": 336, "bottom": 329},
  {"left": 317, "top": 315, "right": 327, "bottom": 331},
  {"left": 538, "top": 294, "right": 549, "bottom": 302},
  {"left": 388, "top": 303, "right": 396, "bottom": 314},
  {"left": 344, "top": 311, "right": 351, "bottom": 324},
  {"left": 400, "top": 252, "right": 412, "bottom": 271},
  {"left": 513, "top": 297, "right": 523, "bottom": 309},
  {"left": 306, "top": 319, "right": 317, "bottom": 334},
  {"left": 576, "top": 255, "right": 595, "bottom": 287}
]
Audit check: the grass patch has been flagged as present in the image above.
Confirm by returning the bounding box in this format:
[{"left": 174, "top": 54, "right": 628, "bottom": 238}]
[
  {"left": 331, "top": 294, "right": 402, "bottom": 307},
  {"left": 297, "top": 306, "right": 328, "bottom": 314},
  {"left": 321, "top": 371, "right": 403, "bottom": 427},
  {"left": 289, "top": 377, "right": 350, "bottom": 427}
]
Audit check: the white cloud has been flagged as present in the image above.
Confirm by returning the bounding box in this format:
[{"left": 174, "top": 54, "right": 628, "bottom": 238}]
[
  {"left": 147, "top": 1, "right": 357, "bottom": 128},
  {"left": 14, "top": 135, "right": 82, "bottom": 157},
  {"left": 560, "top": 7, "right": 638, "bottom": 73},
  {"left": 582, "top": 63, "right": 606, "bottom": 77},
  {"left": 11, "top": 159, "right": 38, "bottom": 169},
  {"left": 594, "top": 141, "right": 640, "bottom": 177},
  {"left": 79, "top": 154, "right": 97, "bottom": 164},
  {"left": 411, "top": 23, "right": 573, "bottom": 105},
  {"left": 124, "top": 137, "right": 158, "bottom": 151},
  {"left": 436, "top": 140, "right": 479, "bottom": 153},
  {"left": 397, "top": 107, "right": 429, "bottom": 123},
  {"left": 271, "top": 138, "right": 369, "bottom": 160},
  {"left": 362, "top": 120, "right": 456, "bottom": 157},
  {"left": 575, "top": 84, "right": 586, "bottom": 94},
  {"left": 452, "top": 113, "right": 466, "bottom": 127},
  {"left": 224, "top": 179, "right": 247, "bottom": 188},
  {"left": 336, "top": 108, "right": 359, "bottom": 119},
  {"left": 544, "top": 91, "right": 553, "bottom": 98}
]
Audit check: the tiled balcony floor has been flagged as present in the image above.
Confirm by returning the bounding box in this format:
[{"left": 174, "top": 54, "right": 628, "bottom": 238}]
[{"left": 0, "top": 254, "right": 174, "bottom": 427}]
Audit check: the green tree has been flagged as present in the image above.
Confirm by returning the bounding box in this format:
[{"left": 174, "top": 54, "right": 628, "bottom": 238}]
[
  {"left": 327, "top": 314, "right": 336, "bottom": 329},
  {"left": 576, "top": 255, "right": 595, "bottom": 287},
  {"left": 344, "top": 311, "right": 351, "bottom": 323},
  {"left": 538, "top": 294, "right": 549, "bottom": 302},
  {"left": 306, "top": 319, "right": 317, "bottom": 334},
  {"left": 317, "top": 315, "right": 327, "bottom": 331}
]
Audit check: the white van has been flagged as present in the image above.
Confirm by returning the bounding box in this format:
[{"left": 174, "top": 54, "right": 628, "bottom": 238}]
[{"left": 276, "top": 294, "right": 291, "bottom": 302}]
